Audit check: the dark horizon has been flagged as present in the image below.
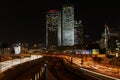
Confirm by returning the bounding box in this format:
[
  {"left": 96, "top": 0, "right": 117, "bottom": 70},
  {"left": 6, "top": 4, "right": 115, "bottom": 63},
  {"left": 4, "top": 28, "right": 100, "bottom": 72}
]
[{"left": 1, "top": 0, "right": 120, "bottom": 44}]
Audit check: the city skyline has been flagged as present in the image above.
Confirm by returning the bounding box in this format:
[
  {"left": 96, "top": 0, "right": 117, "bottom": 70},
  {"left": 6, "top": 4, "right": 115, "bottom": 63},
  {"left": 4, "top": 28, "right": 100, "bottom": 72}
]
[{"left": 1, "top": 0, "right": 120, "bottom": 44}]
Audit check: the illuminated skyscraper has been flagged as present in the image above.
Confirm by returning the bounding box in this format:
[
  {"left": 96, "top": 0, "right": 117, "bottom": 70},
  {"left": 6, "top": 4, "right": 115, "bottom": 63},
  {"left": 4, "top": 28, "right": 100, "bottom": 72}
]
[
  {"left": 46, "top": 10, "right": 61, "bottom": 46},
  {"left": 62, "top": 5, "right": 74, "bottom": 46},
  {"left": 74, "top": 20, "right": 83, "bottom": 45}
]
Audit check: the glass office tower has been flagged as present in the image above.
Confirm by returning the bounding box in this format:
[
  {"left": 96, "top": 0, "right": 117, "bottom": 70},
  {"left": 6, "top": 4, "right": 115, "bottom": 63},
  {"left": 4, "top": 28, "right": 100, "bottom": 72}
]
[
  {"left": 46, "top": 10, "right": 61, "bottom": 46},
  {"left": 62, "top": 5, "right": 74, "bottom": 46},
  {"left": 74, "top": 20, "right": 83, "bottom": 45}
]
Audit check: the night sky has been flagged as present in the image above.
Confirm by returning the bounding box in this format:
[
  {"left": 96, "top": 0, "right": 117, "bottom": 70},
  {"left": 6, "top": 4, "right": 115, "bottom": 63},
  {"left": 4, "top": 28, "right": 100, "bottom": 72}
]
[{"left": 1, "top": 0, "right": 120, "bottom": 44}]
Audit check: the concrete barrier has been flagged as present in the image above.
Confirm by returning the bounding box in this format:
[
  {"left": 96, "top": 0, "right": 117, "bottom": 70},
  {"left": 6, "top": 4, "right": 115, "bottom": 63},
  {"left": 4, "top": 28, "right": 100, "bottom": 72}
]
[{"left": 0, "top": 57, "right": 45, "bottom": 80}]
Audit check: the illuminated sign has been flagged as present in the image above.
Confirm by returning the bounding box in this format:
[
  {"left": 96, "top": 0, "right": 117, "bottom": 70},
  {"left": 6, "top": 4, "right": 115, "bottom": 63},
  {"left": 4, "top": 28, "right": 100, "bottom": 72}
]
[
  {"left": 75, "top": 50, "right": 92, "bottom": 54},
  {"left": 48, "top": 9, "right": 56, "bottom": 13},
  {"left": 92, "top": 49, "right": 99, "bottom": 55}
]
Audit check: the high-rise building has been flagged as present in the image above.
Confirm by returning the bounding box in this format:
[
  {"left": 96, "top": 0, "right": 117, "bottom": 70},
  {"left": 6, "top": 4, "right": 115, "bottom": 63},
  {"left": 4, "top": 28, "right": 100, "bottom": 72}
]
[
  {"left": 62, "top": 5, "right": 74, "bottom": 46},
  {"left": 74, "top": 20, "right": 83, "bottom": 45},
  {"left": 99, "top": 26, "right": 120, "bottom": 53},
  {"left": 99, "top": 24, "right": 110, "bottom": 50},
  {"left": 46, "top": 9, "right": 61, "bottom": 46}
]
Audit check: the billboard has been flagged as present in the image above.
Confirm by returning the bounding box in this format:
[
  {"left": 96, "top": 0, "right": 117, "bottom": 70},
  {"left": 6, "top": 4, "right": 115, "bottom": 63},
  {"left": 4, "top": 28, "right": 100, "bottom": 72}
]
[
  {"left": 75, "top": 50, "right": 92, "bottom": 54},
  {"left": 92, "top": 49, "right": 99, "bottom": 55}
]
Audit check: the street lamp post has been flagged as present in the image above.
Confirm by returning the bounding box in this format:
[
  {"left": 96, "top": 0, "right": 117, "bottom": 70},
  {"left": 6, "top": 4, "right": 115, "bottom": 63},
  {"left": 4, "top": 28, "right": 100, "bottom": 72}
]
[
  {"left": 115, "top": 53, "right": 119, "bottom": 78},
  {"left": 44, "top": 63, "right": 47, "bottom": 80}
]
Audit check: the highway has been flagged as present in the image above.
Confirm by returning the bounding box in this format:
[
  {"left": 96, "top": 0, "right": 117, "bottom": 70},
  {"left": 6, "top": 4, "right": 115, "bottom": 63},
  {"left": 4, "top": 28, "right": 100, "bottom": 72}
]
[
  {"left": 64, "top": 56, "right": 120, "bottom": 80},
  {"left": 15, "top": 56, "right": 85, "bottom": 80},
  {"left": 79, "top": 68, "right": 119, "bottom": 80},
  {"left": 0, "top": 54, "right": 120, "bottom": 80}
]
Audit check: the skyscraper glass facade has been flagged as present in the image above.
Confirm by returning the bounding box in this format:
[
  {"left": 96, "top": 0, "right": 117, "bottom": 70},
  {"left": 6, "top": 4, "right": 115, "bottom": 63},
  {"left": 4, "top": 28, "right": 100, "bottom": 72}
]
[
  {"left": 46, "top": 10, "right": 61, "bottom": 46},
  {"left": 62, "top": 5, "right": 74, "bottom": 46},
  {"left": 74, "top": 21, "right": 83, "bottom": 45}
]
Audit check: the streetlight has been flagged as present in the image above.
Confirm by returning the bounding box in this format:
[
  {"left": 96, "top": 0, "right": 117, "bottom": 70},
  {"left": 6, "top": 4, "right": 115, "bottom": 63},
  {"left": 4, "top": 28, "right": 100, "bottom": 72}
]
[
  {"left": 44, "top": 63, "right": 47, "bottom": 80},
  {"left": 115, "top": 52, "right": 119, "bottom": 78}
]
